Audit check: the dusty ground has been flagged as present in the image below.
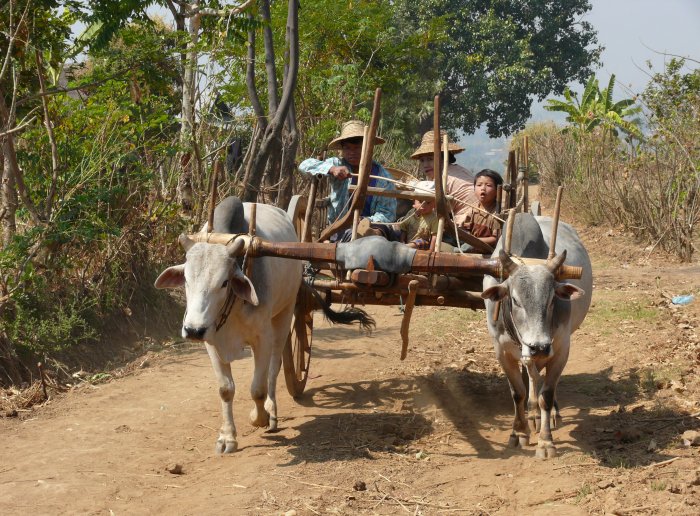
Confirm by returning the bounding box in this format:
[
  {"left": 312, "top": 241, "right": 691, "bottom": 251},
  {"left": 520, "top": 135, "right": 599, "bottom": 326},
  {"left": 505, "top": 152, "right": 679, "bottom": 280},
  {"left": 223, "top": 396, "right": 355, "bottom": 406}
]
[{"left": 1, "top": 222, "right": 700, "bottom": 515}]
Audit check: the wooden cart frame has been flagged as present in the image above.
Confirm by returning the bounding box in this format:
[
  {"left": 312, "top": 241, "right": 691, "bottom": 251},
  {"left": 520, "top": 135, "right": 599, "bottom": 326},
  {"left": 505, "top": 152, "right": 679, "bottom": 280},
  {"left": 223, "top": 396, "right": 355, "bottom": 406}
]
[{"left": 197, "top": 89, "right": 572, "bottom": 398}]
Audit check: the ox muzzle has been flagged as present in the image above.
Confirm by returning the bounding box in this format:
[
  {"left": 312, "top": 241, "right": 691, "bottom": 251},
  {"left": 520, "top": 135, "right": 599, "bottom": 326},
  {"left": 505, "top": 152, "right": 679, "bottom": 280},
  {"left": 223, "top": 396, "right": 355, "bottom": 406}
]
[
  {"left": 184, "top": 325, "right": 208, "bottom": 341},
  {"left": 521, "top": 342, "right": 552, "bottom": 359}
]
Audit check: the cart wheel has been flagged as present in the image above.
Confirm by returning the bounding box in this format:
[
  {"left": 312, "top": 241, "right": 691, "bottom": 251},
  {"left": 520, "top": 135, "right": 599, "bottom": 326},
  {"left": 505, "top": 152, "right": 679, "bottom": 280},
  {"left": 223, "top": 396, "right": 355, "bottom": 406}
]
[
  {"left": 283, "top": 303, "right": 313, "bottom": 398},
  {"left": 286, "top": 194, "right": 307, "bottom": 240}
]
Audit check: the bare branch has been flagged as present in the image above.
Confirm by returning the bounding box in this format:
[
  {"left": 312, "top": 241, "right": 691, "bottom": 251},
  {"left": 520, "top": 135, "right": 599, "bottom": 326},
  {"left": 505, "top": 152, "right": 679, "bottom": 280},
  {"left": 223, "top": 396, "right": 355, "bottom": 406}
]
[
  {"left": 0, "top": 113, "right": 36, "bottom": 138},
  {"left": 16, "top": 70, "right": 129, "bottom": 106},
  {"left": 198, "top": 0, "right": 255, "bottom": 17},
  {"left": 35, "top": 50, "right": 60, "bottom": 219}
]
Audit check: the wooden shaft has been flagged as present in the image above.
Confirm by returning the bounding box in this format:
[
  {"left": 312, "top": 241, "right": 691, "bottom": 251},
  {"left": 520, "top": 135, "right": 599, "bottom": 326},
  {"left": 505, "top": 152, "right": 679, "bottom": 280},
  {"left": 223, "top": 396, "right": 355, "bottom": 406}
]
[
  {"left": 442, "top": 135, "right": 449, "bottom": 192},
  {"left": 351, "top": 208, "right": 361, "bottom": 241},
  {"left": 548, "top": 185, "right": 564, "bottom": 260},
  {"left": 207, "top": 159, "right": 222, "bottom": 232},
  {"left": 432, "top": 95, "right": 449, "bottom": 219},
  {"left": 496, "top": 185, "right": 503, "bottom": 215},
  {"left": 504, "top": 208, "right": 516, "bottom": 255},
  {"left": 349, "top": 185, "right": 453, "bottom": 202},
  {"left": 301, "top": 176, "right": 319, "bottom": 243},
  {"left": 330, "top": 290, "right": 485, "bottom": 310},
  {"left": 400, "top": 280, "right": 420, "bottom": 360},
  {"left": 248, "top": 202, "right": 257, "bottom": 237},
  {"left": 523, "top": 136, "right": 529, "bottom": 213},
  {"left": 508, "top": 150, "right": 517, "bottom": 209}
]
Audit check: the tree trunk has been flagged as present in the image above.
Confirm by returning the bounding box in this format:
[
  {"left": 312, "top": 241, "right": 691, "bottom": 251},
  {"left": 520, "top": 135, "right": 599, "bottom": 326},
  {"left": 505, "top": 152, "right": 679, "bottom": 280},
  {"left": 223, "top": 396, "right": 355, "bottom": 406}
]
[
  {"left": 241, "top": 0, "right": 299, "bottom": 203},
  {"left": 177, "top": 7, "right": 201, "bottom": 214},
  {"left": 0, "top": 147, "right": 17, "bottom": 247}
]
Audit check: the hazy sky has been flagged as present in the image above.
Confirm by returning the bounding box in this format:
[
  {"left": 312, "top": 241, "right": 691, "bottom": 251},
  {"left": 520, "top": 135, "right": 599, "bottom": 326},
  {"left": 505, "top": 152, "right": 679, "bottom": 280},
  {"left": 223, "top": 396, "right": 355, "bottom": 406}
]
[
  {"left": 458, "top": 0, "right": 700, "bottom": 167},
  {"left": 583, "top": 0, "right": 700, "bottom": 96}
]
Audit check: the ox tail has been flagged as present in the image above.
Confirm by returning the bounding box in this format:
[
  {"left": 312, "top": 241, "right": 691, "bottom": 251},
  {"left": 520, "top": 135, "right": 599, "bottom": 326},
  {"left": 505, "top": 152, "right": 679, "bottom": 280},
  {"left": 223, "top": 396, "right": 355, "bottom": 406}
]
[{"left": 302, "top": 283, "right": 376, "bottom": 334}]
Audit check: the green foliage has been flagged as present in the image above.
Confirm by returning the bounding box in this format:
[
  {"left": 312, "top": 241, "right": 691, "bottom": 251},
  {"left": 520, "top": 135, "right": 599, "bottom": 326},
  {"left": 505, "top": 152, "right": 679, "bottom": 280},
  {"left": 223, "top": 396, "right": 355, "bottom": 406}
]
[
  {"left": 2, "top": 19, "right": 184, "bottom": 374},
  {"left": 525, "top": 60, "right": 700, "bottom": 261},
  {"left": 544, "top": 74, "right": 642, "bottom": 140}
]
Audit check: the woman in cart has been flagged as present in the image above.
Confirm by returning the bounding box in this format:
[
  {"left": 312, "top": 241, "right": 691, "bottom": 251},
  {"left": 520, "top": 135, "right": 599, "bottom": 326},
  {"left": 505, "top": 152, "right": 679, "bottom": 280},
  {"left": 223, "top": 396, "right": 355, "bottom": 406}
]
[
  {"left": 410, "top": 130, "right": 476, "bottom": 227},
  {"left": 298, "top": 120, "right": 397, "bottom": 241}
]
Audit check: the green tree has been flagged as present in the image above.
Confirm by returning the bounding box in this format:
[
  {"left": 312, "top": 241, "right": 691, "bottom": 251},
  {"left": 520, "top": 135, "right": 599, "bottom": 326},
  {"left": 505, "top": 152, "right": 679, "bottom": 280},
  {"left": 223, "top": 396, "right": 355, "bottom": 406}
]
[{"left": 393, "top": 0, "right": 602, "bottom": 138}]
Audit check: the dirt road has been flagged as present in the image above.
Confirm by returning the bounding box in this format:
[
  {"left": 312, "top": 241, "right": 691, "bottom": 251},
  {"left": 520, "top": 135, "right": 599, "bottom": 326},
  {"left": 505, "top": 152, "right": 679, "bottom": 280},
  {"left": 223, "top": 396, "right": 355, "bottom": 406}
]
[{"left": 1, "top": 230, "right": 699, "bottom": 515}]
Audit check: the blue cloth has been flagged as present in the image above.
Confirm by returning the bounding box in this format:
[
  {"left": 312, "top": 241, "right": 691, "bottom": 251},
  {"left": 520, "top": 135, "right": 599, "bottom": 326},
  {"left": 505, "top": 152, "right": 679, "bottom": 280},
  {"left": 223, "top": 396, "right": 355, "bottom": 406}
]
[{"left": 298, "top": 157, "right": 397, "bottom": 224}]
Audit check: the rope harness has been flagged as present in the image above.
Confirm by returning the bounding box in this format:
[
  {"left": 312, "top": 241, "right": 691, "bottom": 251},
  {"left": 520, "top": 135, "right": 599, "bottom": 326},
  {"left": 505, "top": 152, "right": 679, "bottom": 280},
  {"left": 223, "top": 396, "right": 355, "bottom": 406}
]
[{"left": 214, "top": 234, "right": 249, "bottom": 332}]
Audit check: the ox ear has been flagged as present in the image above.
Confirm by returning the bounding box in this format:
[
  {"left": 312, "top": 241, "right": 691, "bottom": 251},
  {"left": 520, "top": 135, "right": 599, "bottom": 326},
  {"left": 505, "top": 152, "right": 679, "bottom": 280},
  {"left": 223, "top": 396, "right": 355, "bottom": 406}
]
[
  {"left": 481, "top": 284, "right": 509, "bottom": 301},
  {"left": 231, "top": 268, "right": 259, "bottom": 306},
  {"left": 154, "top": 264, "right": 185, "bottom": 289},
  {"left": 555, "top": 282, "right": 584, "bottom": 301},
  {"left": 498, "top": 250, "right": 518, "bottom": 276}
]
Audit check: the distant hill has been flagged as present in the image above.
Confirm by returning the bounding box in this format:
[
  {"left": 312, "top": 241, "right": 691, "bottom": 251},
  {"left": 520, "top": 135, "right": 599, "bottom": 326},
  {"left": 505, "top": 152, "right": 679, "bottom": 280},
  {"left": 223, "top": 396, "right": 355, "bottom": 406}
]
[
  {"left": 456, "top": 105, "right": 565, "bottom": 175},
  {"left": 456, "top": 126, "right": 509, "bottom": 174}
]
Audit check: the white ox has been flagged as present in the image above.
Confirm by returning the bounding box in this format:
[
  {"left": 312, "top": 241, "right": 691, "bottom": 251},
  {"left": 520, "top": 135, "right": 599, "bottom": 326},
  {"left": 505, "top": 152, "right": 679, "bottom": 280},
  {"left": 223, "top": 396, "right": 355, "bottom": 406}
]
[
  {"left": 481, "top": 213, "right": 593, "bottom": 458},
  {"left": 155, "top": 197, "right": 300, "bottom": 453}
]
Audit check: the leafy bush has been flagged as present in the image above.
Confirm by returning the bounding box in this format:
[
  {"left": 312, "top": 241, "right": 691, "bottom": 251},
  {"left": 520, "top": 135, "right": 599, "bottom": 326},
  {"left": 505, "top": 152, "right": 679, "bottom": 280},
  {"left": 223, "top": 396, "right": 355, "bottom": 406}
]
[{"left": 523, "top": 60, "right": 700, "bottom": 260}]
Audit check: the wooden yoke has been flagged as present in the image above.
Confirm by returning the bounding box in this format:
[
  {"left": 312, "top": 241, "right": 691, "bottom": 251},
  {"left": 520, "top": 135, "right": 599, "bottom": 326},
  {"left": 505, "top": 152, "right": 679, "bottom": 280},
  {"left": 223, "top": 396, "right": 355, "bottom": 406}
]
[{"left": 318, "top": 88, "right": 382, "bottom": 242}]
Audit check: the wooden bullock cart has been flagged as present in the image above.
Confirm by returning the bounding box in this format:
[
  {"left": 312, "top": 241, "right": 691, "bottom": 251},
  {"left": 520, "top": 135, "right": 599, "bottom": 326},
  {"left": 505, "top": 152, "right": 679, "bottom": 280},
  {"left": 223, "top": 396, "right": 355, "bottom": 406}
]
[{"left": 196, "top": 89, "right": 577, "bottom": 398}]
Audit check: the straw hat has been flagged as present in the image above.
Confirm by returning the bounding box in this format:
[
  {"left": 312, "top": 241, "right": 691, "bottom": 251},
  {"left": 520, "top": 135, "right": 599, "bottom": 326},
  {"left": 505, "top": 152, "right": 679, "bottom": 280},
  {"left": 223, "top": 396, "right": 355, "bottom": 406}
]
[
  {"left": 410, "top": 130, "right": 465, "bottom": 159},
  {"left": 385, "top": 167, "right": 417, "bottom": 184},
  {"left": 327, "top": 120, "right": 386, "bottom": 151}
]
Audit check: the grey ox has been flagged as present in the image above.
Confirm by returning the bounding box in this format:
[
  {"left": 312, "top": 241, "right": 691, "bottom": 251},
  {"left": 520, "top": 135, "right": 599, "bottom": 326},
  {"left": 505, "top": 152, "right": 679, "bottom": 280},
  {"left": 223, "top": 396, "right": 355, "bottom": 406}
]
[
  {"left": 481, "top": 213, "right": 592, "bottom": 458},
  {"left": 155, "top": 197, "right": 372, "bottom": 453}
]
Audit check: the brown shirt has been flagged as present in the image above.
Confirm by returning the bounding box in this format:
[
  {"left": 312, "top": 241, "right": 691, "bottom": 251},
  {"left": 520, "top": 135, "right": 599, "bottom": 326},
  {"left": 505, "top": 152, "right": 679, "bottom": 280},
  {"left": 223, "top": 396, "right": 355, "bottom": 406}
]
[{"left": 463, "top": 202, "right": 502, "bottom": 240}]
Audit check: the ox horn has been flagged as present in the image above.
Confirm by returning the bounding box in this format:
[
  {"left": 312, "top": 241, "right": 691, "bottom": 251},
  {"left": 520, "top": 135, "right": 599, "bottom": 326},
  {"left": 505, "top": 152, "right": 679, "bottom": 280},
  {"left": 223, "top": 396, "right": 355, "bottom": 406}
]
[
  {"left": 546, "top": 249, "right": 567, "bottom": 273},
  {"left": 498, "top": 249, "right": 518, "bottom": 276},
  {"left": 179, "top": 233, "right": 195, "bottom": 252},
  {"left": 226, "top": 237, "right": 245, "bottom": 257}
]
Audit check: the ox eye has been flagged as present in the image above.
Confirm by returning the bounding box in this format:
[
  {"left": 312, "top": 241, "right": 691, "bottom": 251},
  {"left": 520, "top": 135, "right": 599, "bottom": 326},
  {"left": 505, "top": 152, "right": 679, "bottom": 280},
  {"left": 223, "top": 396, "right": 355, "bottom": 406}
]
[
  {"left": 221, "top": 279, "right": 229, "bottom": 289},
  {"left": 512, "top": 297, "right": 521, "bottom": 307}
]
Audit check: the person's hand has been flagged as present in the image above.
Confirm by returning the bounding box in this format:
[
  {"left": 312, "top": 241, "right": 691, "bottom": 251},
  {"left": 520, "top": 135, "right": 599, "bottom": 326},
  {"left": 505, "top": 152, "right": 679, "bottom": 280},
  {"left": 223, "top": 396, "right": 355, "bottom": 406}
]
[{"left": 329, "top": 165, "right": 351, "bottom": 180}]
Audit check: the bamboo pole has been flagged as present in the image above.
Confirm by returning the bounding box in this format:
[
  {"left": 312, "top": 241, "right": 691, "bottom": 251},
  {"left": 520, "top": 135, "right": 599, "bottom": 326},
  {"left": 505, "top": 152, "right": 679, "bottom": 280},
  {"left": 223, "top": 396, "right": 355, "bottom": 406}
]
[
  {"left": 400, "top": 280, "right": 420, "bottom": 360},
  {"left": 301, "top": 177, "right": 319, "bottom": 243},
  {"left": 207, "top": 157, "right": 222, "bottom": 232},
  {"left": 523, "top": 136, "right": 529, "bottom": 213},
  {"left": 548, "top": 186, "right": 564, "bottom": 261},
  {"left": 351, "top": 125, "right": 371, "bottom": 241}
]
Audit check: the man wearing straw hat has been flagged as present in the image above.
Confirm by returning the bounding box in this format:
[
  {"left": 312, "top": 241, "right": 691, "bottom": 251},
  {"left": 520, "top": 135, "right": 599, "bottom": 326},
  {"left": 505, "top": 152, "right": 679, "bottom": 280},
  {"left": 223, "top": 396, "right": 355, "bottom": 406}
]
[
  {"left": 299, "top": 120, "right": 397, "bottom": 241},
  {"left": 410, "top": 130, "right": 477, "bottom": 227}
]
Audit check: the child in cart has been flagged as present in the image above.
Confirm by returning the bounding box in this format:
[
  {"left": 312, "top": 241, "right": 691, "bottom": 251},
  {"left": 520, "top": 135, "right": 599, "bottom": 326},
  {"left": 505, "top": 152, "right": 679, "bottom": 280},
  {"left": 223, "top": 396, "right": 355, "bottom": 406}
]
[
  {"left": 457, "top": 169, "right": 504, "bottom": 252},
  {"left": 397, "top": 181, "right": 440, "bottom": 250}
]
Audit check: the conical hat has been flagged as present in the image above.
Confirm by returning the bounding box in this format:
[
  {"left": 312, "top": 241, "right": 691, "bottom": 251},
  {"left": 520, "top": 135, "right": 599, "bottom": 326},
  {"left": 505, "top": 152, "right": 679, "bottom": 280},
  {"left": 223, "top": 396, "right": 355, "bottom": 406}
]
[
  {"left": 327, "top": 120, "right": 386, "bottom": 150},
  {"left": 410, "top": 130, "right": 465, "bottom": 159}
]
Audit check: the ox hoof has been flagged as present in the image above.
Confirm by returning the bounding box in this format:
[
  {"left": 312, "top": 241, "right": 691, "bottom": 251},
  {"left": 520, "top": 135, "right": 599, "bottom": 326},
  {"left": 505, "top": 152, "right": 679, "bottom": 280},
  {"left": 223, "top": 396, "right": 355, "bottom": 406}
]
[
  {"left": 250, "top": 407, "right": 270, "bottom": 428},
  {"left": 216, "top": 438, "right": 238, "bottom": 454},
  {"left": 267, "top": 415, "right": 278, "bottom": 432},
  {"left": 508, "top": 434, "right": 529, "bottom": 448},
  {"left": 535, "top": 441, "right": 557, "bottom": 459}
]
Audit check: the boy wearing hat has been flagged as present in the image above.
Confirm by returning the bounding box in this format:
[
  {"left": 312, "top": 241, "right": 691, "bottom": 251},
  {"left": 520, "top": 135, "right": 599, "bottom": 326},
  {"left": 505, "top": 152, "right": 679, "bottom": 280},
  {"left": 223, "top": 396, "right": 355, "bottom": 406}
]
[
  {"left": 410, "top": 131, "right": 476, "bottom": 227},
  {"left": 299, "top": 120, "right": 397, "bottom": 240}
]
